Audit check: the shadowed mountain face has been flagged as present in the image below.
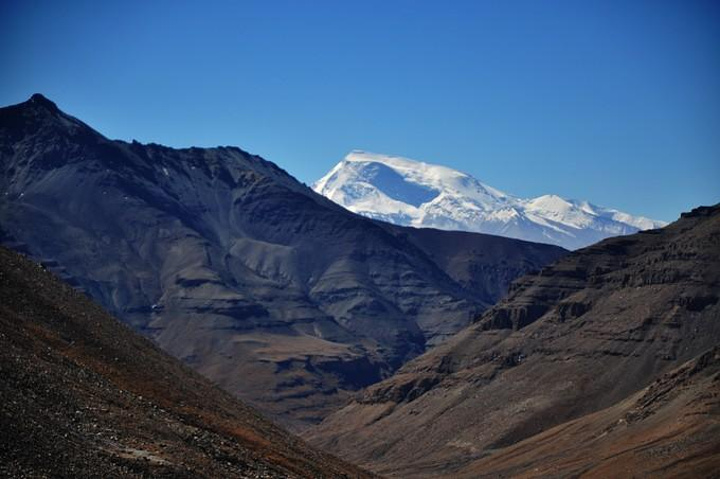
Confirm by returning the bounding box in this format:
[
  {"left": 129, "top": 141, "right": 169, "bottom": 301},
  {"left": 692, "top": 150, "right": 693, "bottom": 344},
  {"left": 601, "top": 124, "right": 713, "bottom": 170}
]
[
  {"left": 0, "top": 246, "right": 373, "bottom": 479},
  {"left": 307, "top": 205, "right": 720, "bottom": 478},
  {"left": 0, "top": 95, "right": 566, "bottom": 429}
]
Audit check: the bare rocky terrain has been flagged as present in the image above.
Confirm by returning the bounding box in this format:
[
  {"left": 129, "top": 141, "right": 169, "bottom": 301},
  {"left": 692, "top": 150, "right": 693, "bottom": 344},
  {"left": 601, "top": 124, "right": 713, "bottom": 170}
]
[
  {"left": 307, "top": 204, "right": 720, "bottom": 477},
  {"left": 0, "top": 94, "right": 565, "bottom": 429},
  {"left": 5, "top": 93, "right": 715, "bottom": 478},
  {"left": 0, "top": 245, "right": 374, "bottom": 478},
  {"left": 456, "top": 346, "right": 720, "bottom": 478}
]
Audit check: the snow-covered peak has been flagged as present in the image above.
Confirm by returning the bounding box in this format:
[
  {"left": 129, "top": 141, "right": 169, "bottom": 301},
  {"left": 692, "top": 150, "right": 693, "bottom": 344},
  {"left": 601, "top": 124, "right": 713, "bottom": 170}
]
[
  {"left": 313, "top": 151, "right": 668, "bottom": 250},
  {"left": 527, "top": 194, "right": 573, "bottom": 212},
  {"left": 344, "top": 150, "right": 470, "bottom": 184},
  {"left": 316, "top": 151, "right": 510, "bottom": 212}
]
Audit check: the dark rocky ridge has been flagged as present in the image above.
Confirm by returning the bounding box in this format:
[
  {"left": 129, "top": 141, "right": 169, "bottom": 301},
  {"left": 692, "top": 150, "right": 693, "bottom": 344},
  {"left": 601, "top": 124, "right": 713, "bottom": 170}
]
[
  {"left": 307, "top": 204, "right": 720, "bottom": 477},
  {"left": 0, "top": 245, "right": 373, "bottom": 478},
  {"left": 0, "top": 94, "right": 566, "bottom": 428}
]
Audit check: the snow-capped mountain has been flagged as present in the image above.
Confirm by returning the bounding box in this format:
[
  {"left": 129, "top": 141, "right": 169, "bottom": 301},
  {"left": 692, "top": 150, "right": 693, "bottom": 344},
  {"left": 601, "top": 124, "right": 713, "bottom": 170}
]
[{"left": 313, "top": 151, "right": 667, "bottom": 250}]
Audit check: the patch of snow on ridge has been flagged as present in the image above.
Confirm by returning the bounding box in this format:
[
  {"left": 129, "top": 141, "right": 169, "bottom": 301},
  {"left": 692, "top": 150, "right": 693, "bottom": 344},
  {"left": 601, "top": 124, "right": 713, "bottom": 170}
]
[{"left": 313, "top": 151, "right": 668, "bottom": 250}]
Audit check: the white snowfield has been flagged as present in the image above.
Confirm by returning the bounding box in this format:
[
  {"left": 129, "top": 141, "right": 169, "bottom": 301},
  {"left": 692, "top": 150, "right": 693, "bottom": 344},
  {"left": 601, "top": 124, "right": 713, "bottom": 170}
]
[{"left": 313, "top": 151, "right": 667, "bottom": 250}]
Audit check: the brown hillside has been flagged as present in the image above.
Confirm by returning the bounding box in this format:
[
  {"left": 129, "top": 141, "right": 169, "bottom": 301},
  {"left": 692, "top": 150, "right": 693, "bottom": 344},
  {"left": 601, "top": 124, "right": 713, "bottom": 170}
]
[
  {"left": 0, "top": 245, "right": 373, "bottom": 478},
  {"left": 307, "top": 205, "right": 720, "bottom": 478}
]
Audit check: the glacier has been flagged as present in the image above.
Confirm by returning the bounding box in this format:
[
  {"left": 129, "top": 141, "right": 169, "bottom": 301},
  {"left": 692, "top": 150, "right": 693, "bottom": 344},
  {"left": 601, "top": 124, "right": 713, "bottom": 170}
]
[{"left": 313, "top": 151, "right": 667, "bottom": 250}]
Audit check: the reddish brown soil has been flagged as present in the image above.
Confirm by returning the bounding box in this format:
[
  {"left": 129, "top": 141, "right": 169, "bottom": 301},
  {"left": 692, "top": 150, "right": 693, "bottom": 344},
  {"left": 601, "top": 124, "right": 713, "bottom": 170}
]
[{"left": 0, "top": 246, "right": 375, "bottom": 478}]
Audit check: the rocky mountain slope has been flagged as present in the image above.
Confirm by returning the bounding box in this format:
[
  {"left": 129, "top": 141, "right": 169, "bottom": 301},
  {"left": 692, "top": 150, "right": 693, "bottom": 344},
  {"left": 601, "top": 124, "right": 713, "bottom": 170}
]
[
  {"left": 0, "top": 94, "right": 566, "bottom": 429},
  {"left": 314, "top": 151, "right": 667, "bottom": 250},
  {"left": 0, "top": 245, "right": 373, "bottom": 478},
  {"left": 307, "top": 204, "right": 720, "bottom": 477},
  {"left": 456, "top": 347, "right": 720, "bottom": 478}
]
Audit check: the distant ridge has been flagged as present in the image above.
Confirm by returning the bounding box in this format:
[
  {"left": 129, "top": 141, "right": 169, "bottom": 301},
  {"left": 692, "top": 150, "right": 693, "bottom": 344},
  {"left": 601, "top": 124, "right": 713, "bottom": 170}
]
[{"left": 314, "top": 150, "right": 667, "bottom": 250}]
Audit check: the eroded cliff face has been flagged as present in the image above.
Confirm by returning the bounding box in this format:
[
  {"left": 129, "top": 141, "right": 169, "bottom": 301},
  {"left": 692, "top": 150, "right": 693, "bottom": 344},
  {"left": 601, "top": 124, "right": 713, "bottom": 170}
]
[
  {"left": 307, "top": 205, "right": 720, "bottom": 478},
  {"left": 0, "top": 94, "right": 566, "bottom": 428}
]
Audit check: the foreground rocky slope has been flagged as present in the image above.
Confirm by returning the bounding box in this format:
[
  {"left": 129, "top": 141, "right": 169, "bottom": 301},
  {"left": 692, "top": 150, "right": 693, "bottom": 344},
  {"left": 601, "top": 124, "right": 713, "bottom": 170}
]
[
  {"left": 0, "top": 246, "right": 372, "bottom": 478},
  {"left": 307, "top": 205, "right": 720, "bottom": 477},
  {"left": 0, "top": 94, "right": 566, "bottom": 428}
]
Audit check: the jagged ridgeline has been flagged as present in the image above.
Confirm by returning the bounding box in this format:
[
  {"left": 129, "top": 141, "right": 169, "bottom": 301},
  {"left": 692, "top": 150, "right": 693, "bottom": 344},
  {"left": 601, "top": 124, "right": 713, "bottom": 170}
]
[{"left": 0, "top": 94, "right": 566, "bottom": 429}]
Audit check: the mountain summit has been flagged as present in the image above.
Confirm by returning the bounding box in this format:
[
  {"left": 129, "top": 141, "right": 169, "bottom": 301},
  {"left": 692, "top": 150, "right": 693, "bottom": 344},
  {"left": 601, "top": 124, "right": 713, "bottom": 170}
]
[{"left": 313, "top": 151, "right": 667, "bottom": 250}]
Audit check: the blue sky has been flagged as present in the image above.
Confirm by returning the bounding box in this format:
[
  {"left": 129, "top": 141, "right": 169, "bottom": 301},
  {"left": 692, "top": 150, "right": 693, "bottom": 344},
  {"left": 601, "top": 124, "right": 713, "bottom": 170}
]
[{"left": 1, "top": 0, "right": 718, "bottom": 222}]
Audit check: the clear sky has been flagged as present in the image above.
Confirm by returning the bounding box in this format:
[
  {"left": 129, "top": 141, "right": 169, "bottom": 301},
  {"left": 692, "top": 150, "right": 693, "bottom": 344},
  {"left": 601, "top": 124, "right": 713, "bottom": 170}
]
[{"left": 1, "top": 0, "right": 718, "bottom": 222}]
